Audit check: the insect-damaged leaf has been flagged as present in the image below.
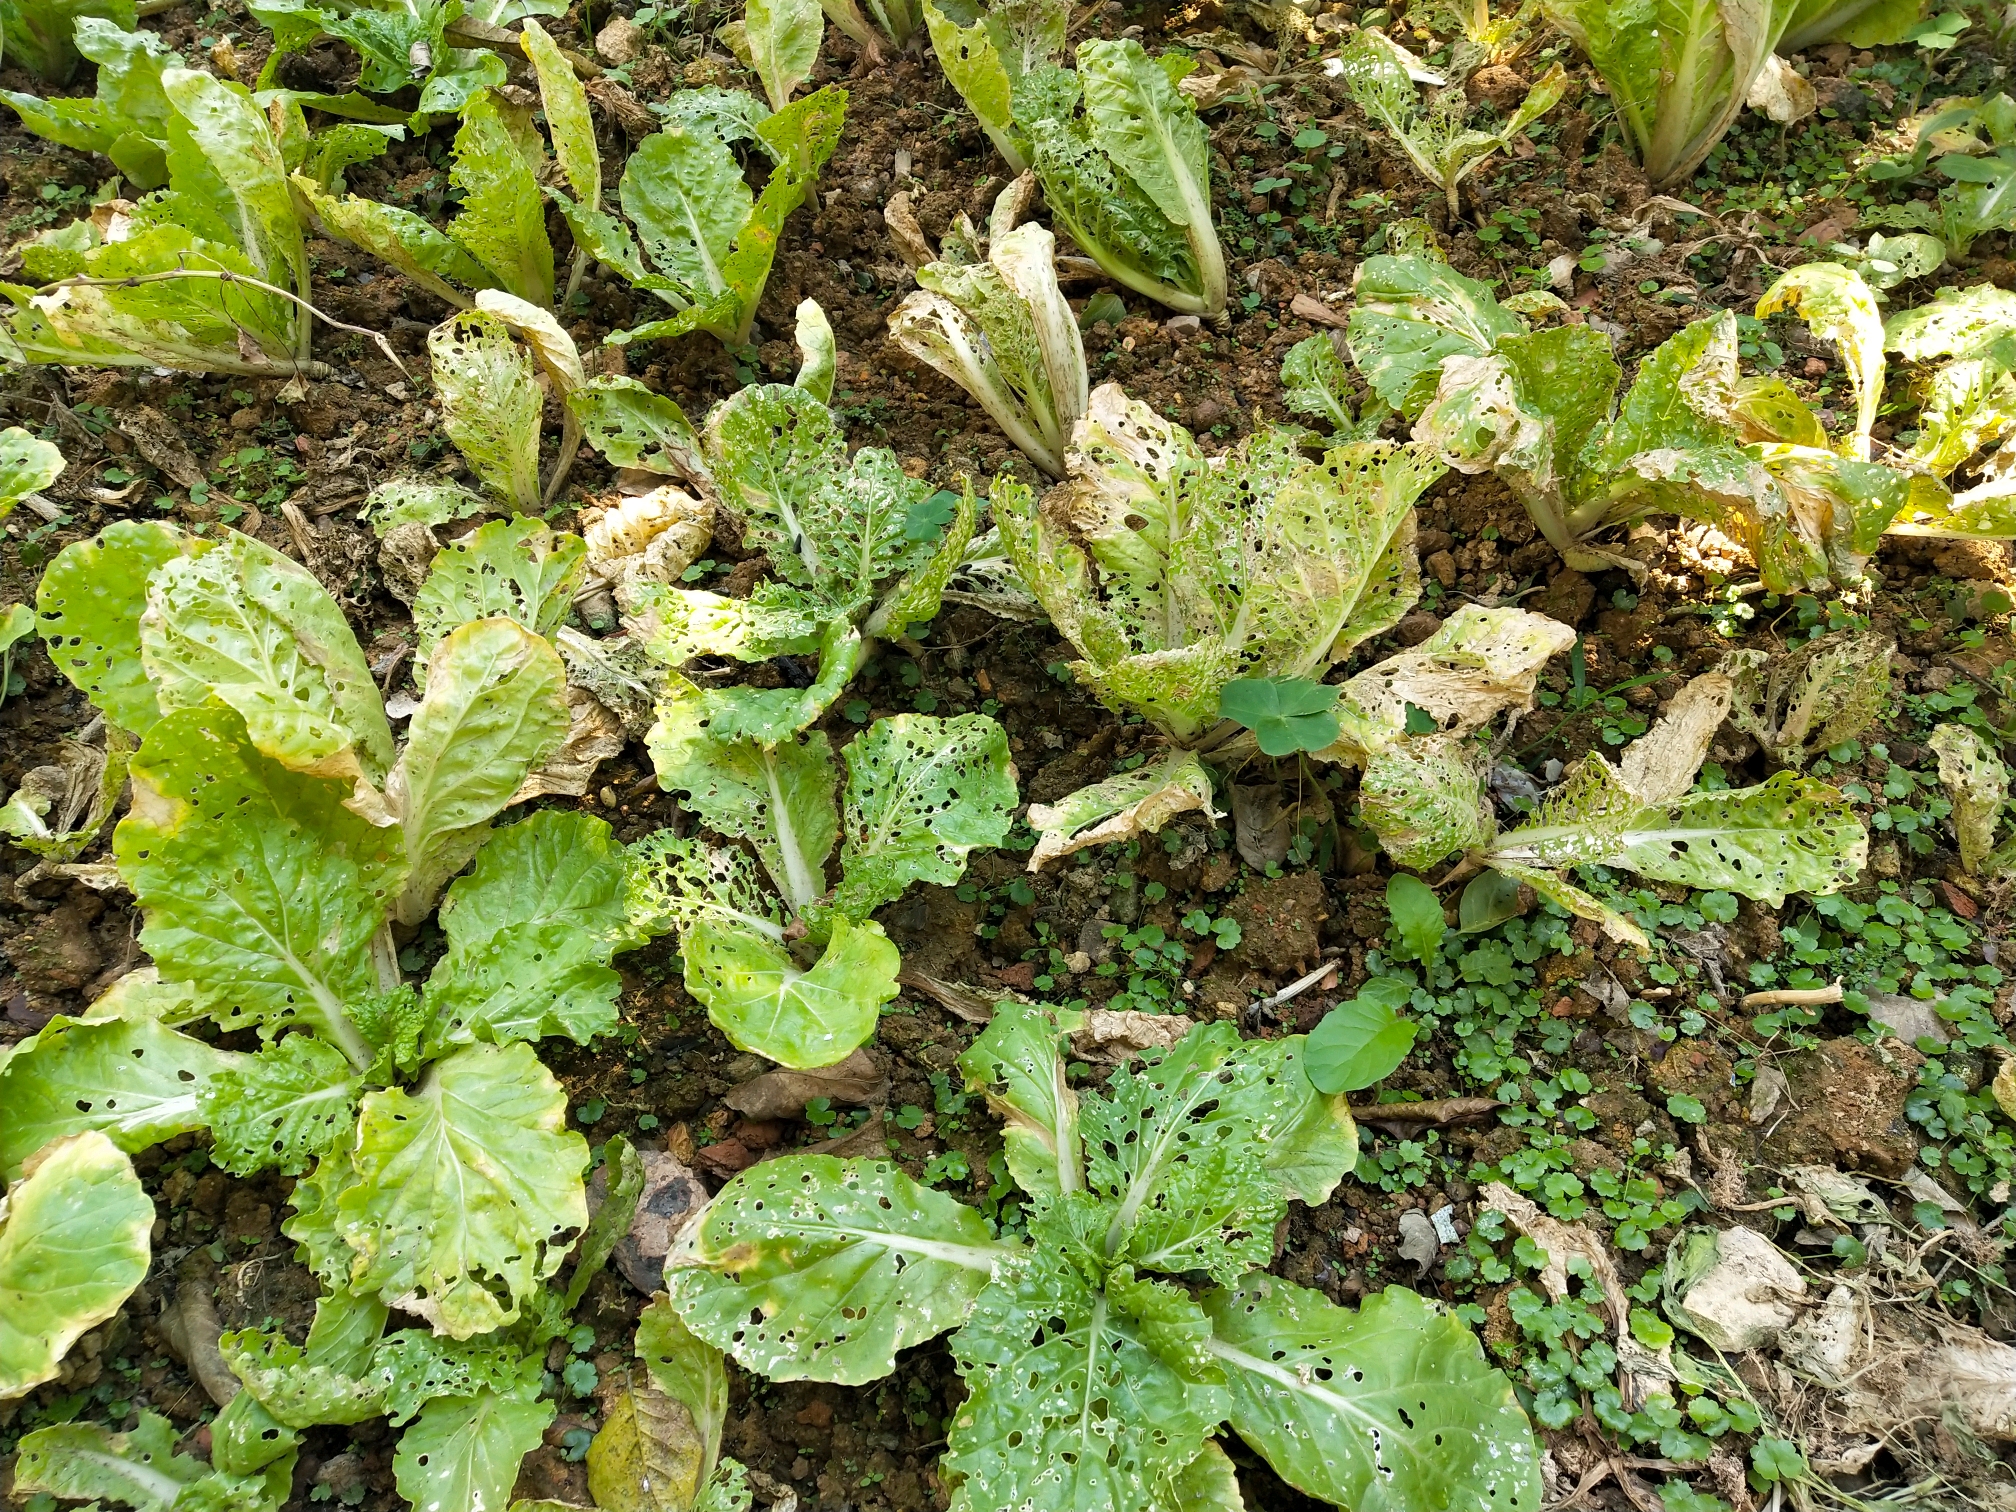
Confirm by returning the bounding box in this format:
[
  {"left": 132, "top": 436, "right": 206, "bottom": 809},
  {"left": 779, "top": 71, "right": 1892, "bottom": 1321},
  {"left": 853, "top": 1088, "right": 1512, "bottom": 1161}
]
[
  {"left": 832, "top": 713, "right": 1018, "bottom": 918},
  {"left": 944, "top": 1238, "right": 1230, "bottom": 1512},
  {"left": 1482, "top": 759, "right": 1866, "bottom": 906},
  {"left": 201, "top": 1033, "right": 361, "bottom": 1178},
  {"left": 37, "top": 520, "right": 213, "bottom": 736},
  {"left": 671, "top": 1154, "right": 1004, "bottom": 1383},
  {"left": 994, "top": 385, "right": 1437, "bottom": 743},
  {"left": 958, "top": 1002, "right": 1083, "bottom": 1204},
  {"left": 0, "top": 1132, "right": 152, "bottom": 1400},
  {"left": 0, "top": 1014, "right": 227, "bottom": 1179},
  {"left": 1203, "top": 1278, "right": 1543, "bottom": 1512},
  {"left": 1930, "top": 722, "right": 2007, "bottom": 876},
  {"left": 339, "top": 1042, "right": 588, "bottom": 1339},
  {"left": 117, "top": 705, "right": 396, "bottom": 1057},
  {"left": 394, "top": 1383, "right": 554, "bottom": 1512},
  {"left": 428, "top": 310, "right": 545, "bottom": 511},
  {"left": 141, "top": 527, "right": 395, "bottom": 788},
  {"left": 1024, "top": 748, "right": 1218, "bottom": 869},
  {"left": 411, "top": 516, "right": 586, "bottom": 675}
]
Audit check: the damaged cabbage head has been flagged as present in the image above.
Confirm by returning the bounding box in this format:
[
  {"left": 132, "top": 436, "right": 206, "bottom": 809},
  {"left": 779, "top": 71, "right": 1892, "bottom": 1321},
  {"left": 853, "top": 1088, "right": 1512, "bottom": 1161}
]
[
  {"left": 1345, "top": 252, "right": 1975, "bottom": 591},
  {"left": 992, "top": 382, "right": 1443, "bottom": 861}
]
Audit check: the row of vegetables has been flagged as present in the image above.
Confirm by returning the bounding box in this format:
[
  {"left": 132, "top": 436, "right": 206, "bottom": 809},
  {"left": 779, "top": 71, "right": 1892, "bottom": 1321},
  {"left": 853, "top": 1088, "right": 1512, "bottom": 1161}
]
[{"left": 0, "top": 0, "right": 2010, "bottom": 1507}]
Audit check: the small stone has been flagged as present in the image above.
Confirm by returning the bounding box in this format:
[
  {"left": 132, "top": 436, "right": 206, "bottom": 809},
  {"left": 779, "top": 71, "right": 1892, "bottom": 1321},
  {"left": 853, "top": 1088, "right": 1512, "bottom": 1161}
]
[
  {"left": 1803, "top": 356, "right": 1828, "bottom": 377},
  {"left": 229, "top": 407, "right": 260, "bottom": 431},
  {"left": 1165, "top": 314, "right": 1203, "bottom": 334},
  {"left": 1064, "top": 950, "right": 1093, "bottom": 974},
  {"left": 1425, "top": 550, "right": 1458, "bottom": 589},
  {"left": 595, "top": 14, "right": 644, "bottom": 63}
]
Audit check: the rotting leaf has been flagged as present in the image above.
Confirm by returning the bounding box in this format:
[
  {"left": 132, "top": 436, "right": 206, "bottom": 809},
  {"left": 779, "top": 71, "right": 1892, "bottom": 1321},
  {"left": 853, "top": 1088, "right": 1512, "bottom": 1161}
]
[{"left": 1720, "top": 628, "right": 1894, "bottom": 768}]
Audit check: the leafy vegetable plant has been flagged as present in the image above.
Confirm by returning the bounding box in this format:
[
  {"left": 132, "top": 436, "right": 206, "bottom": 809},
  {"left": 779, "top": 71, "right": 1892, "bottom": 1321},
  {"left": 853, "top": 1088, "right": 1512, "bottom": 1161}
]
[
  {"left": 556, "top": 86, "right": 846, "bottom": 354},
  {"left": 248, "top": 0, "right": 568, "bottom": 120},
  {"left": 888, "top": 217, "right": 1089, "bottom": 477},
  {"left": 618, "top": 381, "right": 1016, "bottom": 1066},
  {"left": 669, "top": 1004, "right": 1544, "bottom": 1512},
  {"left": 1337, "top": 32, "right": 1567, "bottom": 218},
  {"left": 1865, "top": 94, "right": 2016, "bottom": 261},
  {"left": 0, "top": 18, "right": 177, "bottom": 188},
  {"left": 0, "top": 516, "right": 649, "bottom": 1508},
  {"left": 1280, "top": 331, "right": 1388, "bottom": 440},
  {"left": 1880, "top": 281, "right": 2016, "bottom": 535},
  {"left": 924, "top": 0, "right": 1067, "bottom": 173},
  {"left": 992, "top": 382, "right": 1442, "bottom": 862},
  {"left": 1011, "top": 37, "right": 1229, "bottom": 316},
  {"left": 1405, "top": 668, "right": 1865, "bottom": 947},
  {"left": 4, "top": 68, "right": 316, "bottom": 373},
  {"left": 1539, "top": 0, "right": 1800, "bottom": 185},
  {"left": 629, "top": 708, "right": 1017, "bottom": 1068},
  {"left": 0, "top": 0, "right": 133, "bottom": 81},
  {"left": 1345, "top": 250, "right": 1957, "bottom": 589},
  {"left": 299, "top": 64, "right": 584, "bottom": 312}
]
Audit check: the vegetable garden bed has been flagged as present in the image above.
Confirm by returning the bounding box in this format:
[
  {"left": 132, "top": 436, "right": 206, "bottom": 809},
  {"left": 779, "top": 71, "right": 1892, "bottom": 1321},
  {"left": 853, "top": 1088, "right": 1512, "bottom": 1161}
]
[{"left": 1, "top": 0, "right": 2014, "bottom": 1508}]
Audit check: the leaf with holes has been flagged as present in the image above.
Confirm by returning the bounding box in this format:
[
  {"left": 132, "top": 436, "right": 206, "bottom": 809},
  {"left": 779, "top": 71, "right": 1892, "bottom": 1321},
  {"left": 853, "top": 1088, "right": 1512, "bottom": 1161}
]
[
  {"left": 675, "top": 1017, "right": 1528, "bottom": 1512},
  {"left": 831, "top": 713, "right": 1018, "bottom": 918},
  {"left": 336, "top": 1042, "right": 589, "bottom": 1339},
  {"left": 1203, "top": 1277, "right": 1544, "bottom": 1512},
  {"left": 1930, "top": 722, "right": 2008, "bottom": 876},
  {"left": 0, "top": 426, "right": 63, "bottom": 521},
  {"left": 0, "top": 1014, "right": 228, "bottom": 1180},
  {"left": 1480, "top": 758, "right": 1866, "bottom": 906},
  {"left": 703, "top": 382, "right": 936, "bottom": 623},
  {"left": 0, "top": 1132, "right": 152, "bottom": 1400},
  {"left": 991, "top": 387, "right": 1436, "bottom": 749},
  {"left": 410, "top": 517, "right": 586, "bottom": 675},
  {"left": 140, "top": 527, "right": 395, "bottom": 788},
  {"left": 646, "top": 690, "right": 838, "bottom": 912},
  {"left": 200, "top": 1032, "right": 360, "bottom": 1177},
  {"left": 944, "top": 1239, "right": 1231, "bottom": 1512},
  {"left": 428, "top": 310, "right": 544, "bottom": 511},
  {"left": 957, "top": 1001, "right": 1083, "bottom": 1204},
  {"left": 393, "top": 1382, "right": 554, "bottom": 1512},
  {"left": 116, "top": 704, "right": 397, "bottom": 1063},
  {"left": 670, "top": 1153, "right": 1006, "bottom": 1383},
  {"left": 1078, "top": 1025, "right": 1292, "bottom": 1286}
]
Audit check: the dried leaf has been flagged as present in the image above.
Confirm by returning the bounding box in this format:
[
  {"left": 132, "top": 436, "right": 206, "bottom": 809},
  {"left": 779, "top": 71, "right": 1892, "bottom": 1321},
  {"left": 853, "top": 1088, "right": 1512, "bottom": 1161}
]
[
  {"left": 1396, "top": 1209, "right": 1441, "bottom": 1274},
  {"left": 509, "top": 686, "right": 626, "bottom": 803},
  {"left": 1662, "top": 1225, "right": 1807, "bottom": 1352},
  {"left": 722, "top": 1048, "right": 888, "bottom": 1120},
  {"left": 117, "top": 406, "right": 206, "bottom": 491},
  {"left": 602, "top": 1150, "right": 708, "bottom": 1295},
  {"left": 1068, "top": 1009, "right": 1194, "bottom": 1065},
  {"left": 586, "top": 1363, "right": 705, "bottom": 1511},
  {"left": 1230, "top": 781, "right": 1289, "bottom": 871},
  {"left": 1617, "top": 671, "right": 1732, "bottom": 803},
  {"left": 1720, "top": 629, "right": 1893, "bottom": 768}
]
